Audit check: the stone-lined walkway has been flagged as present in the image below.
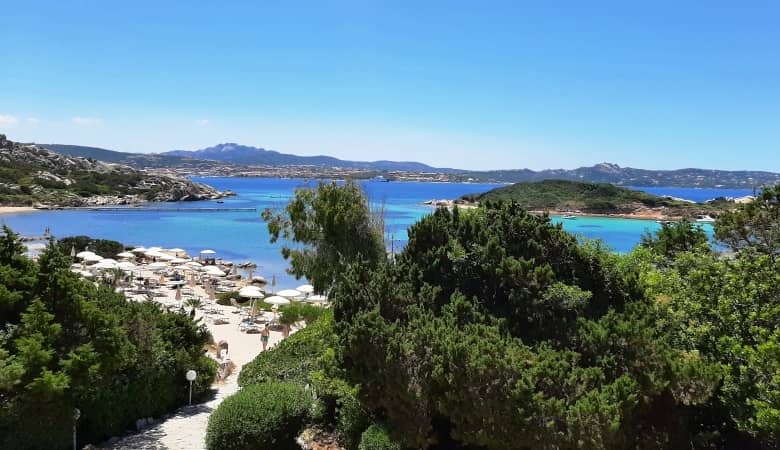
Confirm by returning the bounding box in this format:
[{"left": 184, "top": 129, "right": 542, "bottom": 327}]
[{"left": 99, "top": 375, "right": 239, "bottom": 450}]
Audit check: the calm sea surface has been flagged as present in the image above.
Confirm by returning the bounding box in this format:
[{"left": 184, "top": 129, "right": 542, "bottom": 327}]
[{"left": 0, "top": 178, "right": 753, "bottom": 287}]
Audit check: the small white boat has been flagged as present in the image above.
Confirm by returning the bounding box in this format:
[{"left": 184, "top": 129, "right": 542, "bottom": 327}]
[
  {"left": 562, "top": 214, "right": 577, "bottom": 220},
  {"left": 696, "top": 215, "right": 716, "bottom": 223}
]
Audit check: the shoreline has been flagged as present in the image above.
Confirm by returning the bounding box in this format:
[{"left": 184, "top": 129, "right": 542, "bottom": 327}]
[
  {"left": 0, "top": 206, "right": 38, "bottom": 216},
  {"left": 532, "top": 209, "right": 680, "bottom": 221},
  {"left": 423, "top": 200, "right": 685, "bottom": 221}
]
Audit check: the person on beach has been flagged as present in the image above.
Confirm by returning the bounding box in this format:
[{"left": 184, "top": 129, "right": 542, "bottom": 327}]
[{"left": 261, "top": 324, "right": 270, "bottom": 351}]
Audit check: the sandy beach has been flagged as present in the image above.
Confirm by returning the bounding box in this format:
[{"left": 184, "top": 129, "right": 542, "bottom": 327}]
[
  {"left": 92, "top": 260, "right": 303, "bottom": 449},
  {"left": 0, "top": 206, "right": 38, "bottom": 215}
]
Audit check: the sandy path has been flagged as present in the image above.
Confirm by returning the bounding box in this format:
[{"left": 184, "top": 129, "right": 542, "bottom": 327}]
[{"left": 98, "top": 280, "right": 289, "bottom": 450}]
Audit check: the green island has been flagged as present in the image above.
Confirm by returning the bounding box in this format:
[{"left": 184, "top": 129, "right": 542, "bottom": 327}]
[
  {"left": 0, "top": 135, "right": 225, "bottom": 207},
  {"left": 459, "top": 179, "right": 730, "bottom": 218}
]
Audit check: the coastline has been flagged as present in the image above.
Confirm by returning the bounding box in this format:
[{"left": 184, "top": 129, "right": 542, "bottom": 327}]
[
  {"left": 0, "top": 206, "right": 38, "bottom": 216},
  {"left": 424, "top": 200, "right": 683, "bottom": 221},
  {"left": 532, "top": 209, "right": 678, "bottom": 221}
]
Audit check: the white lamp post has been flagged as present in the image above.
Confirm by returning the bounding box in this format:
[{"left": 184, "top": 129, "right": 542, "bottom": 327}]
[
  {"left": 72, "top": 408, "right": 81, "bottom": 450},
  {"left": 186, "top": 370, "right": 197, "bottom": 405}
]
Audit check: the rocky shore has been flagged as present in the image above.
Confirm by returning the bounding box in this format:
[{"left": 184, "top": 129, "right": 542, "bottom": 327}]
[{"left": 0, "top": 134, "right": 233, "bottom": 208}]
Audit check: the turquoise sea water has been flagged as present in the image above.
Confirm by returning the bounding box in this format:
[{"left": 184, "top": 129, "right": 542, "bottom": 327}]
[{"left": 0, "top": 178, "right": 734, "bottom": 287}]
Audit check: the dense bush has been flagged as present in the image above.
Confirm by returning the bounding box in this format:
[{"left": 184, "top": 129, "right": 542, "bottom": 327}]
[
  {"left": 205, "top": 382, "right": 312, "bottom": 450},
  {"left": 279, "top": 302, "right": 327, "bottom": 326},
  {"left": 216, "top": 290, "right": 242, "bottom": 305},
  {"left": 238, "top": 311, "right": 334, "bottom": 387},
  {"left": 57, "top": 235, "right": 125, "bottom": 259},
  {"left": 0, "top": 227, "right": 215, "bottom": 449},
  {"left": 358, "top": 424, "right": 401, "bottom": 450},
  {"left": 333, "top": 204, "right": 721, "bottom": 449}
]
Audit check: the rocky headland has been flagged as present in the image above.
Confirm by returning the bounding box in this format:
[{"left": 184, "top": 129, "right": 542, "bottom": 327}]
[{"left": 0, "top": 134, "right": 231, "bottom": 208}]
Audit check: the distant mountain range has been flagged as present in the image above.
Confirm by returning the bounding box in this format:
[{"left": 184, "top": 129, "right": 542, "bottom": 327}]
[
  {"left": 164, "top": 143, "right": 457, "bottom": 173},
  {"left": 43, "top": 144, "right": 220, "bottom": 169},
  {"left": 39, "top": 142, "right": 780, "bottom": 189},
  {"left": 459, "top": 163, "right": 780, "bottom": 189}
]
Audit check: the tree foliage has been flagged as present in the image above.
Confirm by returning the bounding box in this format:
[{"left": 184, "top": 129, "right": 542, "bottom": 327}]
[
  {"left": 332, "top": 203, "right": 720, "bottom": 449},
  {"left": 0, "top": 227, "right": 215, "bottom": 449},
  {"left": 640, "top": 219, "right": 710, "bottom": 261},
  {"left": 715, "top": 183, "right": 780, "bottom": 259},
  {"left": 56, "top": 235, "right": 125, "bottom": 259},
  {"left": 261, "top": 181, "right": 385, "bottom": 293},
  {"left": 642, "top": 248, "right": 780, "bottom": 447}
]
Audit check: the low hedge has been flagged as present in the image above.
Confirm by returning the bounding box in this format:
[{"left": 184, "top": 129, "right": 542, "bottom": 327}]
[
  {"left": 238, "top": 311, "right": 334, "bottom": 387},
  {"left": 205, "top": 382, "right": 312, "bottom": 450},
  {"left": 359, "top": 424, "right": 401, "bottom": 450}
]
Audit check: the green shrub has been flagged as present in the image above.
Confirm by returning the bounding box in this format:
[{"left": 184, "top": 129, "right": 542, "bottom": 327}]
[
  {"left": 358, "top": 424, "right": 401, "bottom": 450},
  {"left": 206, "top": 382, "right": 312, "bottom": 450},
  {"left": 336, "top": 390, "right": 371, "bottom": 450},
  {"left": 57, "top": 235, "right": 125, "bottom": 259},
  {"left": 216, "top": 290, "right": 242, "bottom": 305},
  {"left": 280, "top": 302, "right": 327, "bottom": 326},
  {"left": 238, "top": 311, "right": 334, "bottom": 386}
]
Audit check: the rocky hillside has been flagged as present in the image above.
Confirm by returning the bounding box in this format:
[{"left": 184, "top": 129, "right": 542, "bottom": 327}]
[{"left": 0, "top": 135, "right": 228, "bottom": 207}]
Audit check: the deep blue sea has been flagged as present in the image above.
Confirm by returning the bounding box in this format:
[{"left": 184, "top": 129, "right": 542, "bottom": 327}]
[{"left": 0, "top": 178, "right": 754, "bottom": 288}]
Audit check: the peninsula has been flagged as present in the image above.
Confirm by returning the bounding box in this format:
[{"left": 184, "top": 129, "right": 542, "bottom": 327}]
[{"left": 0, "top": 135, "right": 230, "bottom": 208}]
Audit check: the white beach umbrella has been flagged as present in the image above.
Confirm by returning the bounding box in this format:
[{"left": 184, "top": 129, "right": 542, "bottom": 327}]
[
  {"left": 185, "top": 261, "right": 202, "bottom": 268},
  {"left": 82, "top": 254, "right": 104, "bottom": 263},
  {"left": 239, "top": 286, "right": 264, "bottom": 298},
  {"left": 101, "top": 258, "right": 118, "bottom": 264},
  {"left": 296, "top": 284, "right": 314, "bottom": 294},
  {"left": 200, "top": 249, "right": 216, "bottom": 255},
  {"left": 170, "top": 257, "right": 189, "bottom": 264},
  {"left": 80, "top": 270, "right": 94, "bottom": 278},
  {"left": 145, "top": 250, "right": 165, "bottom": 258},
  {"left": 157, "top": 254, "right": 175, "bottom": 261},
  {"left": 117, "top": 251, "right": 135, "bottom": 259},
  {"left": 76, "top": 251, "right": 96, "bottom": 259},
  {"left": 277, "top": 289, "right": 302, "bottom": 298},
  {"left": 264, "top": 295, "right": 290, "bottom": 306},
  {"left": 147, "top": 246, "right": 163, "bottom": 252},
  {"left": 305, "top": 294, "right": 329, "bottom": 304},
  {"left": 93, "top": 260, "right": 118, "bottom": 270},
  {"left": 167, "top": 248, "right": 186, "bottom": 254},
  {"left": 117, "top": 261, "right": 136, "bottom": 271},
  {"left": 147, "top": 262, "right": 168, "bottom": 270},
  {"left": 205, "top": 266, "right": 225, "bottom": 276},
  {"left": 130, "top": 247, "right": 147, "bottom": 253}
]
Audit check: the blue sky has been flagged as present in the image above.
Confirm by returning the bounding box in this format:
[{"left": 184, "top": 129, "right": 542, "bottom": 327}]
[{"left": 1, "top": 1, "right": 778, "bottom": 171}]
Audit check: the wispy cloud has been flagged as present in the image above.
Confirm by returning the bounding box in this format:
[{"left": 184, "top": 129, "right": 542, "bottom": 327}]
[
  {"left": 0, "top": 114, "right": 20, "bottom": 126},
  {"left": 72, "top": 116, "right": 103, "bottom": 126},
  {"left": 195, "top": 119, "right": 210, "bottom": 127},
  {"left": 26, "top": 117, "right": 40, "bottom": 125}
]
